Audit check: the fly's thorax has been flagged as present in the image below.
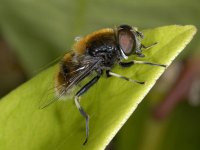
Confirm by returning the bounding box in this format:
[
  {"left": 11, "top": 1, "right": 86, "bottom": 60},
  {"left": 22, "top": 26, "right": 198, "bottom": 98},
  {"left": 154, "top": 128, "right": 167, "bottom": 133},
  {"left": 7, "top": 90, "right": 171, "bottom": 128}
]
[
  {"left": 83, "top": 31, "right": 120, "bottom": 68},
  {"left": 72, "top": 28, "right": 114, "bottom": 55}
]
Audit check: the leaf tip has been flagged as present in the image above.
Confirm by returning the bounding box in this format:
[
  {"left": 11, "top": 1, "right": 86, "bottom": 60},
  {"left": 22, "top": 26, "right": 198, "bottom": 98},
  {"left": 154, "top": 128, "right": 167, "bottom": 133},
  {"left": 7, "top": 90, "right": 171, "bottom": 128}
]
[{"left": 185, "top": 25, "right": 197, "bottom": 35}]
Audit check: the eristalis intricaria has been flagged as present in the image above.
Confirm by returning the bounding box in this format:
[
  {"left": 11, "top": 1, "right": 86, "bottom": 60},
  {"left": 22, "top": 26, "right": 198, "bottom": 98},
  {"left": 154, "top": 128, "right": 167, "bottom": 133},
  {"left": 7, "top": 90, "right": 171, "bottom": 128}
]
[{"left": 40, "top": 24, "right": 166, "bottom": 145}]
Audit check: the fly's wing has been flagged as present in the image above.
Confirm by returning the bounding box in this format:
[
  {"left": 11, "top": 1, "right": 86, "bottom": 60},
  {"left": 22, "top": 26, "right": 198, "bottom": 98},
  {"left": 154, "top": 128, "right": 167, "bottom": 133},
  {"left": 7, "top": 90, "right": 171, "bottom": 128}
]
[
  {"left": 39, "top": 80, "right": 65, "bottom": 109},
  {"left": 64, "top": 56, "right": 101, "bottom": 92},
  {"left": 34, "top": 50, "right": 74, "bottom": 75},
  {"left": 39, "top": 55, "right": 100, "bottom": 109}
]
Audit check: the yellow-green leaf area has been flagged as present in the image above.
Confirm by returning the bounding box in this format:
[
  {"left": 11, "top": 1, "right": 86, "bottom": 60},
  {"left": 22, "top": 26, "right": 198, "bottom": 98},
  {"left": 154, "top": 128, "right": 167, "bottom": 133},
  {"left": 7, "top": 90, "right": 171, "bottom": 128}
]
[{"left": 0, "top": 25, "right": 196, "bottom": 150}]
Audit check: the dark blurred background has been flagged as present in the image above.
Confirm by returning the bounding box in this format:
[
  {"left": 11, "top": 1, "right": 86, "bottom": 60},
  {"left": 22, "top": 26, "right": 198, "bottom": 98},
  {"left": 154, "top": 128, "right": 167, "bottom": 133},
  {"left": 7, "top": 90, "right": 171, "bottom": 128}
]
[{"left": 0, "top": 0, "right": 199, "bottom": 150}]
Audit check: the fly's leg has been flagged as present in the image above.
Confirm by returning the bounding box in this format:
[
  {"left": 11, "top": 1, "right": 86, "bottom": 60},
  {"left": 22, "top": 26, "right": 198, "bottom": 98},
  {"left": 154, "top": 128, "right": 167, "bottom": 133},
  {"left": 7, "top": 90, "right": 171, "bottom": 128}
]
[
  {"left": 136, "top": 42, "right": 158, "bottom": 57},
  {"left": 119, "top": 60, "right": 166, "bottom": 68},
  {"left": 74, "top": 73, "right": 101, "bottom": 145},
  {"left": 106, "top": 70, "right": 145, "bottom": 84},
  {"left": 139, "top": 42, "right": 167, "bottom": 67},
  {"left": 132, "top": 60, "right": 166, "bottom": 67},
  {"left": 141, "top": 42, "right": 158, "bottom": 50},
  {"left": 119, "top": 61, "right": 134, "bottom": 67}
]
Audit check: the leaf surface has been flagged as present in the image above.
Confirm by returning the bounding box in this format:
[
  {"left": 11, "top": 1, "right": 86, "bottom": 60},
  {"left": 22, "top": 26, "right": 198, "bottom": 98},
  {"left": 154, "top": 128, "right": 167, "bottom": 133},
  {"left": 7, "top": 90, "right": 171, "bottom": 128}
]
[{"left": 0, "top": 25, "right": 196, "bottom": 150}]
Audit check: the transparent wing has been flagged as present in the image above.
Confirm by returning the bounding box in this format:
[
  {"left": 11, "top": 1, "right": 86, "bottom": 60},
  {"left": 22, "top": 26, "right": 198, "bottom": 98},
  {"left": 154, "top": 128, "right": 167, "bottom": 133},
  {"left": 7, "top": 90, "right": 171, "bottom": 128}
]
[
  {"left": 34, "top": 50, "right": 73, "bottom": 74},
  {"left": 39, "top": 55, "right": 100, "bottom": 109},
  {"left": 39, "top": 81, "right": 67, "bottom": 109}
]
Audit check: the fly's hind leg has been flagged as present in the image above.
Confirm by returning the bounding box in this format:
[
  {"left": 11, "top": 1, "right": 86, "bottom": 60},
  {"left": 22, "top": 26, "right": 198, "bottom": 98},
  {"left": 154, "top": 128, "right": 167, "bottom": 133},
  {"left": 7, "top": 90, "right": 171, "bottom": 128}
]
[{"left": 74, "top": 72, "right": 101, "bottom": 145}]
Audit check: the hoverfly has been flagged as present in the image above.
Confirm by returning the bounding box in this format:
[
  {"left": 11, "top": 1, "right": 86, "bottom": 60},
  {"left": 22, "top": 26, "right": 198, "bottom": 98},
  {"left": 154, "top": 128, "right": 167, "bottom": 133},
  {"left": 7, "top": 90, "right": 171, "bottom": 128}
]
[{"left": 40, "top": 24, "right": 166, "bottom": 145}]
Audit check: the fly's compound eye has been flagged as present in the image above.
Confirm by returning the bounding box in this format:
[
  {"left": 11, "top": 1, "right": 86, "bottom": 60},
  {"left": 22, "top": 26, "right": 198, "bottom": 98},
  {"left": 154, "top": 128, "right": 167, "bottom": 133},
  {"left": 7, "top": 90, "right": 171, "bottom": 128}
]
[{"left": 118, "top": 28, "right": 136, "bottom": 56}]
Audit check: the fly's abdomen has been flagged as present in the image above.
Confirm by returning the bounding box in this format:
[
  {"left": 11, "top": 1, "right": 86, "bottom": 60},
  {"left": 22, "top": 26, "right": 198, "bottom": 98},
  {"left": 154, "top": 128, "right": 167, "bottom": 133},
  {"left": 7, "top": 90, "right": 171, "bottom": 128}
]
[{"left": 55, "top": 52, "right": 77, "bottom": 95}]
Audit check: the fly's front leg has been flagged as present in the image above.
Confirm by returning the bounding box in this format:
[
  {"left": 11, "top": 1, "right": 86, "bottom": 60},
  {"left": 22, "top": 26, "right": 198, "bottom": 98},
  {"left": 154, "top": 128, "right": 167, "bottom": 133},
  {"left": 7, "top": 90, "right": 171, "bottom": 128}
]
[
  {"left": 74, "top": 73, "right": 101, "bottom": 145},
  {"left": 119, "top": 60, "right": 166, "bottom": 68},
  {"left": 141, "top": 42, "right": 158, "bottom": 50}
]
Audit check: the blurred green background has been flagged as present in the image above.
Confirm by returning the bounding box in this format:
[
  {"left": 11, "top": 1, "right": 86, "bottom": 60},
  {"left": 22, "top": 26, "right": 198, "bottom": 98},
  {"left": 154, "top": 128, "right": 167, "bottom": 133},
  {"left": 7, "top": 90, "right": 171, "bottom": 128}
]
[{"left": 0, "top": 0, "right": 199, "bottom": 150}]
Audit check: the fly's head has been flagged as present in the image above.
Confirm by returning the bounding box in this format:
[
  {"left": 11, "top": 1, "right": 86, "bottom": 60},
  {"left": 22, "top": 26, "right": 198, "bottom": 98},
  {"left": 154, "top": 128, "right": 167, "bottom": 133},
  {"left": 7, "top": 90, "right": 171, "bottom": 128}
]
[{"left": 116, "top": 24, "right": 145, "bottom": 59}]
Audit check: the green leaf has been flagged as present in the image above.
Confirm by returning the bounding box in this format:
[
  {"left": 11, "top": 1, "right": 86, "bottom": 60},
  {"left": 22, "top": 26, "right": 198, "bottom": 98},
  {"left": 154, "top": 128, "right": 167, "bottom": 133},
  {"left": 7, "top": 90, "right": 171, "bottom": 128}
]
[{"left": 0, "top": 25, "right": 196, "bottom": 150}]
